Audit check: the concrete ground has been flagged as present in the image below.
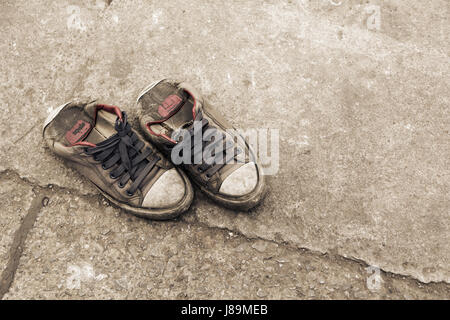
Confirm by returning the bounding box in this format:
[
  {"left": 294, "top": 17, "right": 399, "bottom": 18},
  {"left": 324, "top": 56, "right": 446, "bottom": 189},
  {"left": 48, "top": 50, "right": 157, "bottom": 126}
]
[{"left": 0, "top": 0, "right": 449, "bottom": 299}]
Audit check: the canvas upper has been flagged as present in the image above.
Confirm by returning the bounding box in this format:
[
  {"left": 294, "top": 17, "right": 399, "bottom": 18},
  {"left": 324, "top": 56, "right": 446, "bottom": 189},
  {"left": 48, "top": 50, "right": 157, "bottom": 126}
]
[
  {"left": 137, "top": 79, "right": 266, "bottom": 210},
  {"left": 42, "top": 101, "right": 193, "bottom": 219}
]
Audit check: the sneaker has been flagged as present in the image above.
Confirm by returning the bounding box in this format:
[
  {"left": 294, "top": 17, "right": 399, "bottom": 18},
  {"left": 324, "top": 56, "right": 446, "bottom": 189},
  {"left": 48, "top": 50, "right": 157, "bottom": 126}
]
[
  {"left": 136, "top": 79, "right": 266, "bottom": 210},
  {"left": 42, "top": 101, "right": 194, "bottom": 219}
]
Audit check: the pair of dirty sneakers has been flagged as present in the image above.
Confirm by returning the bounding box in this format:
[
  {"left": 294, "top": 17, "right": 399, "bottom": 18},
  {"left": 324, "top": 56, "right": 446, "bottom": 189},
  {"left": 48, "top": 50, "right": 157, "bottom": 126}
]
[{"left": 43, "top": 79, "right": 266, "bottom": 220}]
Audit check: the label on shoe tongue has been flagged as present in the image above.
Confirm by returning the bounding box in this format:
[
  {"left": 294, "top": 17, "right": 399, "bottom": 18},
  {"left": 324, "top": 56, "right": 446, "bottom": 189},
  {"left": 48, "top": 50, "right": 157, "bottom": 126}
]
[
  {"left": 157, "top": 95, "right": 183, "bottom": 118},
  {"left": 65, "top": 120, "right": 92, "bottom": 145}
]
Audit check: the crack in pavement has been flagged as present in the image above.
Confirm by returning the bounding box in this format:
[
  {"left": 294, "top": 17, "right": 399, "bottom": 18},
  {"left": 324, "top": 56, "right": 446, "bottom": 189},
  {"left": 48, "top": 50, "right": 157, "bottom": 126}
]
[
  {"left": 187, "top": 219, "right": 450, "bottom": 289},
  {"left": 13, "top": 122, "right": 40, "bottom": 145},
  {"left": 1, "top": 168, "right": 449, "bottom": 294},
  {"left": 70, "top": 58, "right": 93, "bottom": 98},
  {"left": 0, "top": 188, "right": 47, "bottom": 299}
]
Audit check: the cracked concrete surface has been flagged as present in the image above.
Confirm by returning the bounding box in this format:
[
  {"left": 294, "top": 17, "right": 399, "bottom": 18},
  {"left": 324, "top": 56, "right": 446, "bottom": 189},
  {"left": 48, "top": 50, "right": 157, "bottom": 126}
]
[
  {"left": 2, "top": 173, "right": 449, "bottom": 299},
  {"left": 0, "top": 174, "right": 45, "bottom": 297},
  {"left": 0, "top": 174, "right": 33, "bottom": 277},
  {"left": 0, "top": 0, "right": 449, "bottom": 299}
]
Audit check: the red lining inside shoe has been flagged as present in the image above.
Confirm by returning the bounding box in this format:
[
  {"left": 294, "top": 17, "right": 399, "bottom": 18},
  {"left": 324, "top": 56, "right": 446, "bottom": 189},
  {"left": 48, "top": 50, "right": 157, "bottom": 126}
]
[
  {"left": 146, "top": 88, "right": 197, "bottom": 144},
  {"left": 65, "top": 103, "right": 123, "bottom": 148}
]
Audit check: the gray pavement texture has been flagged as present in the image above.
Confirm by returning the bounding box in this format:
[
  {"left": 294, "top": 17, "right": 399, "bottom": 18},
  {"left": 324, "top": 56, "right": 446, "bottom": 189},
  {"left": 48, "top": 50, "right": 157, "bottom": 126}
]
[{"left": 0, "top": 0, "right": 449, "bottom": 299}]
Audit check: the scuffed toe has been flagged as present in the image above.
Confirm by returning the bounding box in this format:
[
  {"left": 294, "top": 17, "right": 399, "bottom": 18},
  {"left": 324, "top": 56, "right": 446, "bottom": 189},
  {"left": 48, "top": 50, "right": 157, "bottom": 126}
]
[
  {"left": 142, "top": 169, "right": 186, "bottom": 208},
  {"left": 219, "top": 162, "right": 258, "bottom": 196}
]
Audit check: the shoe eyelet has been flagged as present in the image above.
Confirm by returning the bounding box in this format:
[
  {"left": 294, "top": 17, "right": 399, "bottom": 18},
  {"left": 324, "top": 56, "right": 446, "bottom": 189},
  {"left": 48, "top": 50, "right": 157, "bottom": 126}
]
[
  {"left": 110, "top": 173, "right": 116, "bottom": 179},
  {"left": 102, "top": 164, "right": 107, "bottom": 170},
  {"left": 205, "top": 173, "right": 211, "bottom": 179},
  {"left": 197, "top": 167, "right": 204, "bottom": 173},
  {"left": 118, "top": 182, "right": 125, "bottom": 188},
  {"left": 126, "top": 190, "right": 134, "bottom": 197}
]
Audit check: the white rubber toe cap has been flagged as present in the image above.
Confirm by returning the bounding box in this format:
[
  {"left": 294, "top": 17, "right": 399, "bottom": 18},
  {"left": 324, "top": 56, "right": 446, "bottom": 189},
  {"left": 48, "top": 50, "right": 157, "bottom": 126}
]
[
  {"left": 219, "top": 162, "right": 258, "bottom": 196},
  {"left": 142, "top": 169, "right": 185, "bottom": 208}
]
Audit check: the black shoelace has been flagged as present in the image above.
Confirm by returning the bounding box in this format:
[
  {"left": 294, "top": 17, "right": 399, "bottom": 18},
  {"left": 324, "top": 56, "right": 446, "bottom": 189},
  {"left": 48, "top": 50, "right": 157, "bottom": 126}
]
[
  {"left": 165, "top": 111, "right": 241, "bottom": 179},
  {"left": 85, "top": 112, "right": 160, "bottom": 196}
]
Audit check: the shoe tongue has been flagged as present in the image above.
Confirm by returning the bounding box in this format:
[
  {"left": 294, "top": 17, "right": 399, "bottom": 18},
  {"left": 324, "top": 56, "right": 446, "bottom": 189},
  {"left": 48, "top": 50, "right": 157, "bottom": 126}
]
[
  {"left": 144, "top": 82, "right": 187, "bottom": 121},
  {"left": 84, "top": 109, "right": 118, "bottom": 144},
  {"left": 144, "top": 82, "right": 196, "bottom": 139}
]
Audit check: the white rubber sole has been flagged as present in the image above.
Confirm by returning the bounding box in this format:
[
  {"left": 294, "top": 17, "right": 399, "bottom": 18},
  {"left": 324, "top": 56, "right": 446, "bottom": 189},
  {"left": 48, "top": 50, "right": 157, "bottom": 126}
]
[
  {"left": 136, "top": 79, "right": 165, "bottom": 104},
  {"left": 43, "top": 101, "right": 72, "bottom": 132}
]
